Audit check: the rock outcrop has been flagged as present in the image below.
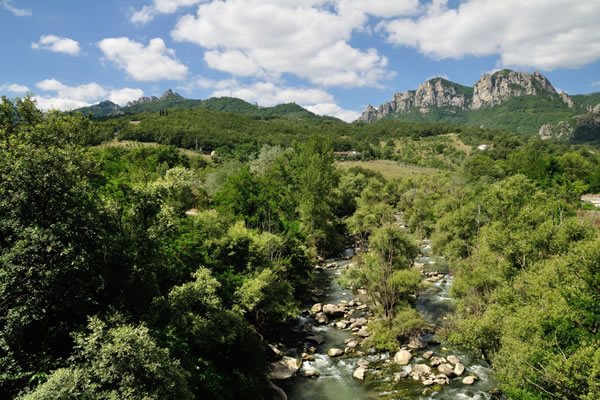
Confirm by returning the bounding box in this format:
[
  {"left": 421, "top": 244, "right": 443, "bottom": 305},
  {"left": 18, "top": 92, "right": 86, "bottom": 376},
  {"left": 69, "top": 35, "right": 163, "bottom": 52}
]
[
  {"left": 358, "top": 78, "right": 471, "bottom": 122},
  {"left": 471, "top": 70, "right": 555, "bottom": 109},
  {"left": 358, "top": 70, "right": 573, "bottom": 123}
]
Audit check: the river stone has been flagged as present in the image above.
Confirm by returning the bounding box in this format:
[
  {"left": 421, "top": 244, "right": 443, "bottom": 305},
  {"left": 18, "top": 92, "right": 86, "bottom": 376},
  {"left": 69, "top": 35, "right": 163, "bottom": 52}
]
[
  {"left": 394, "top": 350, "right": 412, "bottom": 365},
  {"left": 346, "top": 340, "right": 358, "bottom": 348},
  {"left": 353, "top": 366, "right": 367, "bottom": 380},
  {"left": 447, "top": 355, "right": 460, "bottom": 365},
  {"left": 310, "top": 303, "right": 322, "bottom": 314},
  {"left": 357, "top": 328, "right": 370, "bottom": 338},
  {"left": 437, "top": 363, "right": 455, "bottom": 377},
  {"left": 413, "top": 364, "right": 432, "bottom": 378},
  {"left": 350, "top": 317, "right": 368, "bottom": 328},
  {"left": 316, "top": 314, "right": 328, "bottom": 325},
  {"left": 430, "top": 357, "right": 444, "bottom": 367},
  {"left": 394, "top": 371, "right": 409, "bottom": 381},
  {"left": 423, "top": 351, "right": 434, "bottom": 359},
  {"left": 268, "top": 356, "right": 300, "bottom": 380},
  {"left": 434, "top": 375, "right": 450, "bottom": 385},
  {"left": 462, "top": 376, "right": 477, "bottom": 385},
  {"left": 357, "top": 359, "right": 370, "bottom": 367},
  {"left": 423, "top": 378, "right": 435, "bottom": 386},
  {"left": 322, "top": 304, "right": 343, "bottom": 317},
  {"left": 305, "top": 334, "right": 325, "bottom": 345},
  {"left": 301, "top": 369, "right": 320, "bottom": 378},
  {"left": 327, "top": 348, "right": 344, "bottom": 357},
  {"left": 408, "top": 336, "right": 426, "bottom": 349},
  {"left": 335, "top": 321, "right": 348, "bottom": 329},
  {"left": 454, "top": 363, "right": 465, "bottom": 376}
]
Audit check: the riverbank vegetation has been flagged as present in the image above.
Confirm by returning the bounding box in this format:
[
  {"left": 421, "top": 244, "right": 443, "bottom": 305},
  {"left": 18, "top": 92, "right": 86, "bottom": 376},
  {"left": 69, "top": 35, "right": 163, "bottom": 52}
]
[{"left": 1, "top": 96, "right": 599, "bottom": 399}]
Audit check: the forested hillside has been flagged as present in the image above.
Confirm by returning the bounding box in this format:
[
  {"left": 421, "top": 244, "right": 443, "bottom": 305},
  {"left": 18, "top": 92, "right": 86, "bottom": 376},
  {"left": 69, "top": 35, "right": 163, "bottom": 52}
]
[{"left": 1, "top": 96, "right": 599, "bottom": 400}]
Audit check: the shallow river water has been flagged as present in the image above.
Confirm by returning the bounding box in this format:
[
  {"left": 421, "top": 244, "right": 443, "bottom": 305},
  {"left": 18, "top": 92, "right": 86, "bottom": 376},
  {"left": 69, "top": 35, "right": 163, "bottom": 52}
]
[{"left": 278, "top": 242, "right": 501, "bottom": 400}]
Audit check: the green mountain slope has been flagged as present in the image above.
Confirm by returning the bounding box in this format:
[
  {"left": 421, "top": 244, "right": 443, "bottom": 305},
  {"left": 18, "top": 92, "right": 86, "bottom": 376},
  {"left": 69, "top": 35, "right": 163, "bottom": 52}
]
[{"left": 75, "top": 91, "right": 328, "bottom": 121}]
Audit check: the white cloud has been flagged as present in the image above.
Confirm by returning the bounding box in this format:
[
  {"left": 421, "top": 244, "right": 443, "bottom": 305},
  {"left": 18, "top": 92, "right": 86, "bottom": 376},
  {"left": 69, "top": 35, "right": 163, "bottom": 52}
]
[
  {"left": 203, "top": 79, "right": 334, "bottom": 107},
  {"left": 109, "top": 88, "right": 145, "bottom": 105},
  {"left": 98, "top": 37, "right": 188, "bottom": 81},
  {"left": 1, "top": 0, "right": 31, "bottom": 16},
  {"left": 306, "top": 103, "right": 360, "bottom": 122},
  {"left": 131, "top": 0, "right": 205, "bottom": 24},
  {"left": 33, "top": 79, "right": 144, "bottom": 111},
  {"left": 380, "top": 0, "right": 600, "bottom": 70},
  {"left": 186, "top": 77, "right": 357, "bottom": 121},
  {"left": 32, "top": 35, "right": 81, "bottom": 56},
  {"left": 171, "top": 0, "right": 416, "bottom": 87},
  {"left": 0, "top": 83, "right": 29, "bottom": 94}
]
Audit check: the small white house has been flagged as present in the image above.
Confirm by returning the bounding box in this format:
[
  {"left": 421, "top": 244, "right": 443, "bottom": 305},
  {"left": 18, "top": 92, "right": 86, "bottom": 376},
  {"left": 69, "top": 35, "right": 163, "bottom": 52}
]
[{"left": 477, "top": 144, "right": 489, "bottom": 151}]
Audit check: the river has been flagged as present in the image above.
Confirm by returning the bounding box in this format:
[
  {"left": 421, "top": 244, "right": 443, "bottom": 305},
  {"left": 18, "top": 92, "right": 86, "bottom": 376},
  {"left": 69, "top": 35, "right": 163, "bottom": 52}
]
[{"left": 276, "top": 241, "right": 502, "bottom": 400}]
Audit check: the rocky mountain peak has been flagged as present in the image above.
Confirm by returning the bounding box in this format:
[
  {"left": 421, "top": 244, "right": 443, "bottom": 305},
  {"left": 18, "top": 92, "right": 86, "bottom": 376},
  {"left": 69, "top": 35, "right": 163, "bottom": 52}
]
[
  {"left": 161, "top": 89, "right": 182, "bottom": 99},
  {"left": 471, "top": 69, "right": 557, "bottom": 109},
  {"left": 126, "top": 95, "right": 159, "bottom": 107},
  {"left": 358, "top": 77, "right": 472, "bottom": 122}
]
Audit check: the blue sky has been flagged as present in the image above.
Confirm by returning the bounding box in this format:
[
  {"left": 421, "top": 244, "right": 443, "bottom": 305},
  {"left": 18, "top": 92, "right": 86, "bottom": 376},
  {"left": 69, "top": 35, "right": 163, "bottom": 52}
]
[{"left": 1, "top": 0, "right": 599, "bottom": 121}]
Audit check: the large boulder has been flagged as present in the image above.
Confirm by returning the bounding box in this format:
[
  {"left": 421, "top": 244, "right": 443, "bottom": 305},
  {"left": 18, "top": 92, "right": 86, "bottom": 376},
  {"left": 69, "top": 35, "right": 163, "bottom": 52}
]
[
  {"left": 301, "top": 368, "right": 320, "bottom": 379},
  {"left": 350, "top": 317, "right": 368, "bottom": 329},
  {"left": 437, "top": 363, "right": 455, "bottom": 377},
  {"left": 408, "top": 336, "right": 426, "bottom": 349},
  {"left": 453, "top": 363, "right": 465, "bottom": 376},
  {"left": 394, "top": 350, "right": 412, "bottom": 365},
  {"left": 310, "top": 303, "right": 322, "bottom": 314},
  {"left": 446, "top": 355, "right": 460, "bottom": 365},
  {"left": 357, "top": 328, "right": 370, "bottom": 338},
  {"left": 412, "top": 364, "right": 432, "bottom": 378},
  {"left": 353, "top": 366, "right": 367, "bottom": 380},
  {"left": 322, "top": 304, "right": 344, "bottom": 317},
  {"left": 327, "top": 348, "right": 344, "bottom": 357},
  {"left": 462, "top": 376, "right": 477, "bottom": 385},
  {"left": 269, "top": 357, "right": 300, "bottom": 380}
]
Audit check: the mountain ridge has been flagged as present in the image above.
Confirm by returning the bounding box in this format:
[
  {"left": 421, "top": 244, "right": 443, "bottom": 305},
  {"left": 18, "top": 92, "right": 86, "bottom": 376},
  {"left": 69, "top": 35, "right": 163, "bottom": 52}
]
[
  {"left": 75, "top": 90, "right": 332, "bottom": 121},
  {"left": 358, "top": 70, "right": 598, "bottom": 134}
]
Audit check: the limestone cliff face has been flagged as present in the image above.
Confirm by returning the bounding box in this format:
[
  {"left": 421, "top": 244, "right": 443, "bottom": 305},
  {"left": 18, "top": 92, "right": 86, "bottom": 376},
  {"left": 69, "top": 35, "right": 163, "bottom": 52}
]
[
  {"left": 471, "top": 70, "right": 556, "bottom": 109},
  {"left": 358, "top": 78, "right": 470, "bottom": 122},
  {"left": 358, "top": 70, "right": 574, "bottom": 123}
]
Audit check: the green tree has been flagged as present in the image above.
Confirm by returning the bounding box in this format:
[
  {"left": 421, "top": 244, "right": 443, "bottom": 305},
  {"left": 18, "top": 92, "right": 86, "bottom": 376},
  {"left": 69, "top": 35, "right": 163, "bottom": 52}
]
[
  {"left": 353, "top": 224, "right": 420, "bottom": 320},
  {"left": 21, "top": 318, "right": 192, "bottom": 400}
]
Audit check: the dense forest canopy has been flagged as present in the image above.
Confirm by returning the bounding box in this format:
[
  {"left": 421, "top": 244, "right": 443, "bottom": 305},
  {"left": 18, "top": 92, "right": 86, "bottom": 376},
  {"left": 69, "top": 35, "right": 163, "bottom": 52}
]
[{"left": 1, "top": 96, "right": 599, "bottom": 399}]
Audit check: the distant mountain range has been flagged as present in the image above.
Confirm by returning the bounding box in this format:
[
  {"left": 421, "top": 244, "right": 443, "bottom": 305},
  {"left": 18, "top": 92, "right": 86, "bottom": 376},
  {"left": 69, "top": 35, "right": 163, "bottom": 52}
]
[
  {"left": 77, "top": 70, "right": 600, "bottom": 139},
  {"left": 358, "top": 69, "right": 600, "bottom": 135},
  {"left": 75, "top": 89, "right": 330, "bottom": 121}
]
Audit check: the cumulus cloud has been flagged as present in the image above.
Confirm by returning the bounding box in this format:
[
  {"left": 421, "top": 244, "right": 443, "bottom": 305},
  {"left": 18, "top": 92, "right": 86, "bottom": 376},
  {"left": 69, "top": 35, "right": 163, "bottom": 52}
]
[
  {"left": 1, "top": 0, "right": 31, "bottom": 16},
  {"left": 32, "top": 35, "right": 81, "bottom": 56},
  {"left": 305, "top": 103, "right": 360, "bottom": 122},
  {"left": 200, "top": 79, "right": 333, "bottom": 107},
  {"left": 33, "top": 79, "right": 143, "bottom": 111},
  {"left": 0, "top": 83, "right": 29, "bottom": 94},
  {"left": 171, "top": 0, "right": 416, "bottom": 87},
  {"left": 98, "top": 37, "right": 188, "bottom": 81},
  {"left": 380, "top": 0, "right": 600, "bottom": 70},
  {"left": 109, "top": 88, "right": 144, "bottom": 105},
  {"left": 131, "top": 0, "right": 205, "bottom": 24},
  {"left": 184, "top": 77, "right": 357, "bottom": 121}
]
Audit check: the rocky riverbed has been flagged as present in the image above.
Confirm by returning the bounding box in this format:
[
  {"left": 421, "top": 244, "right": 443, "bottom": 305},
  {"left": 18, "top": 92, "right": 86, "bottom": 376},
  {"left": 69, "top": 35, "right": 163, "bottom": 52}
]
[{"left": 268, "top": 241, "right": 503, "bottom": 400}]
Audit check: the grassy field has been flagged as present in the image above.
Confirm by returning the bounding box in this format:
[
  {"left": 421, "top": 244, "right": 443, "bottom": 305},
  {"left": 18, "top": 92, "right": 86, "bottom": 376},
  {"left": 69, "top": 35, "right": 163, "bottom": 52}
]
[{"left": 336, "top": 160, "right": 442, "bottom": 180}]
